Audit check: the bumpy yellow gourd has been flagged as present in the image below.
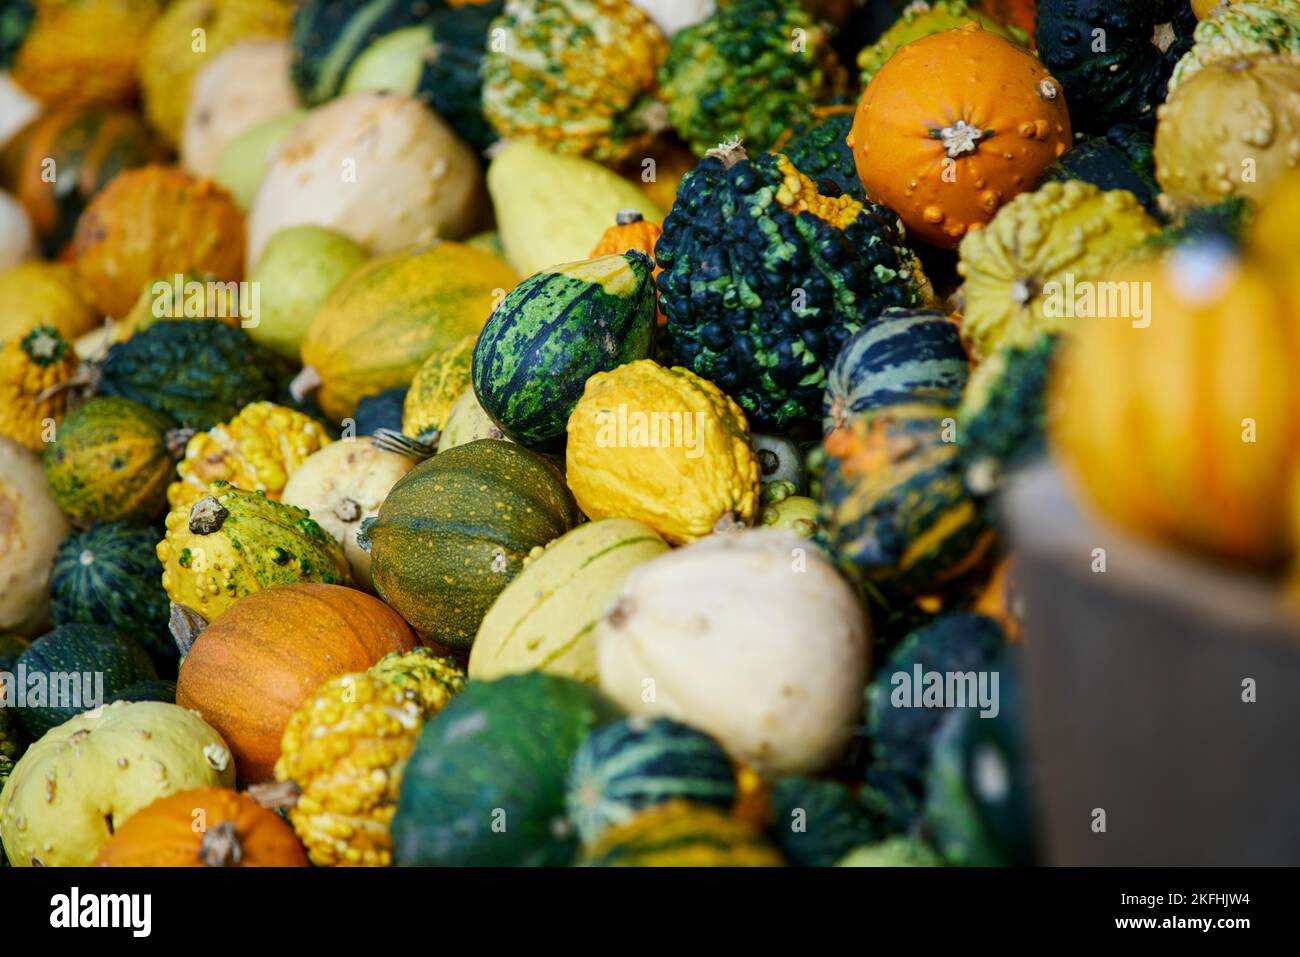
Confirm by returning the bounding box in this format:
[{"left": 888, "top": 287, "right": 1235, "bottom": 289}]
[
  {"left": 274, "top": 649, "right": 466, "bottom": 867},
  {"left": 565, "top": 360, "right": 761, "bottom": 544},
  {"left": 167, "top": 401, "right": 332, "bottom": 510},
  {"left": 956, "top": 180, "right": 1160, "bottom": 359},
  {"left": 0, "top": 326, "right": 79, "bottom": 451},
  {"left": 401, "top": 334, "right": 477, "bottom": 443}
]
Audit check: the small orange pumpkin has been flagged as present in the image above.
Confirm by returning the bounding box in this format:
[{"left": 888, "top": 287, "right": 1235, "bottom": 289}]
[
  {"left": 175, "top": 584, "right": 419, "bottom": 785},
  {"left": 848, "top": 22, "right": 1071, "bottom": 249},
  {"left": 95, "top": 788, "right": 308, "bottom": 867},
  {"left": 589, "top": 208, "right": 665, "bottom": 326}
]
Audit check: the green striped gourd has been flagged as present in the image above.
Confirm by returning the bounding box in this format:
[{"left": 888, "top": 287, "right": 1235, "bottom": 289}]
[
  {"left": 565, "top": 716, "right": 738, "bottom": 845},
  {"left": 290, "top": 0, "right": 434, "bottom": 106},
  {"left": 822, "top": 308, "right": 970, "bottom": 435},
  {"left": 471, "top": 251, "right": 656, "bottom": 450},
  {"left": 579, "top": 800, "right": 785, "bottom": 866},
  {"left": 767, "top": 775, "right": 883, "bottom": 867},
  {"left": 470, "top": 518, "right": 669, "bottom": 683}
]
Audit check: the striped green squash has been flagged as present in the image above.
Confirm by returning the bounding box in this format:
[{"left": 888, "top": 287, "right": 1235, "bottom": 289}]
[
  {"left": 471, "top": 251, "right": 656, "bottom": 451},
  {"left": 15, "top": 624, "right": 157, "bottom": 737},
  {"left": 290, "top": 0, "right": 433, "bottom": 106},
  {"left": 767, "top": 776, "right": 883, "bottom": 867},
  {"left": 470, "top": 518, "right": 668, "bottom": 683},
  {"left": 359, "top": 440, "right": 581, "bottom": 648},
  {"left": 823, "top": 308, "right": 970, "bottom": 435},
  {"left": 817, "top": 401, "right": 995, "bottom": 595},
  {"left": 580, "top": 800, "right": 785, "bottom": 867},
  {"left": 49, "top": 523, "right": 175, "bottom": 675},
  {"left": 565, "top": 717, "right": 738, "bottom": 845}
]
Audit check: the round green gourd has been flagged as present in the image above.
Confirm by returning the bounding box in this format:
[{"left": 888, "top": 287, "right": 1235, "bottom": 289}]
[
  {"left": 471, "top": 251, "right": 657, "bottom": 450},
  {"left": 565, "top": 716, "right": 738, "bottom": 845},
  {"left": 14, "top": 624, "right": 158, "bottom": 737},
  {"left": 392, "top": 671, "right": 621, "bottom": 866},
  {"left": 49, "top": 522, "right": 175, "bottom": 675},
  {"left": 767, "top": 775, "right": 884, "bottom": 867},
  {"left": 359, "top": 440, "right": 581, "bottom": 648},
  {"left": 1038, "top": 125, "right": 1163, "bottom": 220},
  {"left": 43, "top": 396, "right": 177, "bottom": 524}
]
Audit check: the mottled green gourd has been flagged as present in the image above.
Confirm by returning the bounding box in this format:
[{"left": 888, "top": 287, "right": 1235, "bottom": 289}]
[
  {"left": 1038, "top": 125, "right": 1164, "bottom": 220},
  {"left": 767, "top": 776, "right": 885, "bottom": 867},
  {"left": 472, "top": 252, "right": 657, "bottom": 450},
  {"left": 1170, "top": 1, "right": 1300, "bottom": 91},
  {"left": 565, "top": 716, "right": 738, "bottom": 845},
  {"left": 97, "top": 320, "right": 291, "bottom": 431},
  {"left": 49, "top": 522, "right": 176, "bottom": 674},
  {"left": 289, "top": 0, "right": 435, "bottom": 106},
  {"left": 856, "top": 0, "right": 1026, "bottom": 86},
  {"left": 392, "top": 672, "right": 621, "bottom": 866},
  {"left": 657, "top": 142, "right": 927, "bottom": 432},
  {"left": 778, "top": 109, "right": 863, "bottom": 203},
  {"left": 659, "top": 0, "right": 847, "bottom": 156}
]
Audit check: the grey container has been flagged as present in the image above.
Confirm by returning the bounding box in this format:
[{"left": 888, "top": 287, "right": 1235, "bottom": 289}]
[{"left": 1000, "top": 464, "right": 1300, "bottom": 866}]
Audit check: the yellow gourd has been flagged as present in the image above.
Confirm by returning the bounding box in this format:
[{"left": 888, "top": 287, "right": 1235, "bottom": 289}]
[
  {"left": 565, "top": 360, "right": 761, "bottom": 544},
  {"left": 0, "top": 326, "right": 80, "bottom": 451},
  {"left": 401, "top": 334, "right": 477, "bottom": 444},
  {"left": 0, "top": 262, "right": 99, "bottom": 349}
]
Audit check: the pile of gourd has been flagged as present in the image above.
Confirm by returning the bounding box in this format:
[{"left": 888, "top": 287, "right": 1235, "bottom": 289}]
[{"left": 0, "top": 0, "right": 1298, "bottom": 868}]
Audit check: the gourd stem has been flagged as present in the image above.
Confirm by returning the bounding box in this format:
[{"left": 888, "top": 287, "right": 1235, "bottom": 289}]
[
  {"left": 170, "top": 603, "right": 208, "bottom": 657},
  {"left": 198, "top": 821, "right": 243, "bottom": 867},
  {"left": 246, "top": 780, "right": 301, "bottom": 811},
  {"left": 371, "top": 428, "right": 437, "bottom": 462},
  {"left": 189, "top": 495, "right": 228, "bottom": 534},
  {"left": 289, "top": 365, "right": 323, "bottom": 403},
  {"left": 165, "top": 428, "right": 195, "bottom": 460},
  {"left": 705, "top": 138, "right": 748, "bottom": 168}
]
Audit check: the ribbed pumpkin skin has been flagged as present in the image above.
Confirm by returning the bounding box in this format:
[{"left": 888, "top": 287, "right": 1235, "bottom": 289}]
[
  {"left": 275, "top": 648, "right": 466, "bottom": 867},
  {"left": 580, "top": 800, "right": 785, "bottom": 866},
  {"left": 818, "top": 402, "right": 995, "bottom": 595},
  {"left": 43, "top": 397, "right": 176, "bottom": 524},
  {"left": 565, "top": 717, "right": 738, "bottom": 845},
  {"left": 49, "top": 522, "right": 174, "bottom": 673},
  {"left": 176, "top": 584, "right": 418, "bottom": 785},
  {"left": 290, "top": 0, "right": 434, "bottom": 106},
  {"left": 362, "top": 440, "right": 581, "bottom": 647},
  {"left": 469, "top": 518, "right": 669, "bottom": 683},
  {"left": 95, "top": 788, "right": 308, "bottom": 867},
  {"left": 822, "top": 309, "right": 970, "bottom": 435},
  {"left": 472, "top": 252, "right": 657, "bottom": 450},
  {"left": 1034, "top": 0, "right": 1196, "bottom": 134},
  {"left": 71, "top": 166, "right": 246, "bottom": 319},
  {"left": 99, "top": 321, "right": 290, "bottom": 431},
  {"left": 16, "top": 624, "right": 158, "bottom": 737},
  {"left": 302, "top": 243, "right": 517, "bottom": 423},
  {"left": 392, "top": 672, "right": 621, "bottom": 866},
  {"left": 1, "top": 106, "right": 165, "bottom": 257},
  {"left": 157, "top": 482, "right": 354, "bottom": 621}
]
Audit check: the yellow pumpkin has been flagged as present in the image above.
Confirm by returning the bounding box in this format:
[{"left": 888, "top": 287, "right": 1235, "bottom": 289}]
[
  {"left": 565, "top": 360, "right": 762, "bottom": 544},
  {"left": 1051, "top": 245, "right": 1300, "bottom": 565},
  {"left": 956, "top": 180, "right": 1161, "bottom": 358},
  {"left": 0, "top": 325, "right": 79, "bottom": 451},
  {"left": 401, "top": 334, "right": 477, "bottom": 444}
]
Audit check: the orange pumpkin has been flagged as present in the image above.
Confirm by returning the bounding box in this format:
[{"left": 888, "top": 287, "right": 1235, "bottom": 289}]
[
  {"left": 589, "top": 209, "right": 665, "bottom": 326},
  {"left": 848, "top": 23, "right": 1071, "bottom": 249},
  {"left": 175, "top": 584, "right": 419, "bottom": 785},
  {"left": 95, "top": 788, "right": 308, "bottom": 867},
  {"left": 71, "top": 165, "right": 245, "bottom": 318}
]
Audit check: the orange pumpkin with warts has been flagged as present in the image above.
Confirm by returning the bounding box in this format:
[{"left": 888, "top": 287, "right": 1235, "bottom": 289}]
[
  {"left": 175, "top": 584, "right": 419, "bottom": 785},
  {"left": 589, "top": 209, "right": 665, "bottom": 326},
  {"left": 848, "top": 23, "right": 1071, "bottom": 249},
  {"left": 95, "top": 788, "right": 308, "bottom": 867}
]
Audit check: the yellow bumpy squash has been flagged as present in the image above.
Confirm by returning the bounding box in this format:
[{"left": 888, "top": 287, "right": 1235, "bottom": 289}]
[
  {"left": 956, "top": 180, "right": 1160, "bottom": 359},
  {"left": 0, "top": 326, "right": 79, "bottom": 451},
  {"left": 274, "top": 648, "right": 467, "bottom": 866},
  {"left": 401, "top": 334, "right": 476, "bottom": 444},
  {"left": 167, "top": 401, "right": 333, "bottom": 510},
  {"left": 565, "top": 360, "right": 761, "bottom": 544}
]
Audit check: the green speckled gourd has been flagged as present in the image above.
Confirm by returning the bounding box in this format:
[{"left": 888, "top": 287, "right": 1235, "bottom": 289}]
[
  {"left": 1039, "top": 125, "right": 1164, "bottom": 220},
  {"left": 472, "top": 252, "right": 656, "bottom": 450},
  {"left": 290, "top": 0, "right": 435, "bottom": 106},
  {"left": 392, "top": 672, "right": 621, "bottom": 866},
  {"left": 659, "top": 0, "right": 847, "bottom": 156},
  {"left": 565, "top": 717, "right": 737, "bottom": 845},
  {"left": 957, "top": 333, "right": 1059, "bottom": 497},
  {"left": 1034, "top": 0, "right": 1197, "bottom": 134},
  {"left": 768, "top": 776, "right": 885, "bottom": 867},
  {"left": 822, "top": 308, "right": 970, "bottom": 435},
  {"left": 657, "top": 141, "right": 928, "bottom": 432},
  {"left": 402, "top": 334, "right": 476, "bottom": 445},
  {"left": 817, "top": 402, "right": 995, "bottom": 594},
  {"left": 97, "top": 321, "right": 291, "bottom": 431},
  {"left": 779, "top": 109, "right": 863, "bottom": 203},
  {"left": 359, "top": 440, "right": 581, "bottom": 648},
  {"left": 863, "top": 612, "right": 1006, "bottom": 832},
  {"left": 42, "top": 396, "right": 178, "bottom": 524},
  {"left": 481, "top": 0, "right": 668, "bottom": 164},
  {"left": 50, "top": 522, "right": 175, "bottom": 674},
  {"left": 856, "top": 0, "right": 1026, "bottom": 86},
  {"left": 156, "top": 481, "right": 353, "bottom": 622},
  {"left": 15, "top": 624, "right": 158, "bottom": 737},
  {"left": 1170, "top": 1, "right": 1300, "bottom": 92}
]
